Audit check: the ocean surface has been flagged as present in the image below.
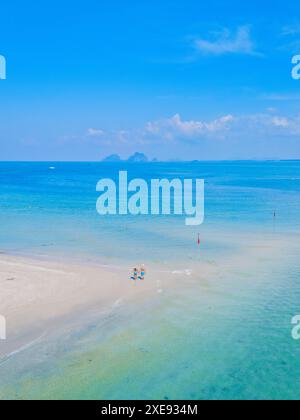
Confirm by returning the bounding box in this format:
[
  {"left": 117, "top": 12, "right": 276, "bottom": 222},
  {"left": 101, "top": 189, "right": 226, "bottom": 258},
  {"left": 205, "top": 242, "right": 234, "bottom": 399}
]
[{"left": 1, "top": 161, "right": 300, "bottom": 400}]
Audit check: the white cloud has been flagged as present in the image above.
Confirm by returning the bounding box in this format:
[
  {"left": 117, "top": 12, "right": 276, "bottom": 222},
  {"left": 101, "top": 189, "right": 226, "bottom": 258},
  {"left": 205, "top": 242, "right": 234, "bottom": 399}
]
[
  {"left": 267, "top": 107, "right": 277, "bottom": 113},
  {"left": 83, "top": 112, "right": 300, "bottom": 150},
  {"left": 261, "top": 93, "right": 300, "bottom": 101},
  {"left": 87, "top": 128, "right": 105, "bottom": 137},
  {"left": 282, "top": 23, "right": 300, "bottom": 36},
  {"left": 279, "top": 24, "right": 300, "bottom": 53},
  {"left": 272, "top": 117, "right": 289, "bottom": 127},
  {"left": 146, "top": 114, "right": 234, "bottom": 141},
  {"left": 194, "top": 26, "right": 257, "bottom": 56},
  {"left": 239, "top": 113, "right": 300, "bottom": 135}
]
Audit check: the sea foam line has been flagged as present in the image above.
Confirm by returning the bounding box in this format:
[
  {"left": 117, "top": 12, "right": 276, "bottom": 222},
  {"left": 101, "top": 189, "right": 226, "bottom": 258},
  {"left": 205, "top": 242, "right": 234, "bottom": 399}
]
[{"left": 0, "top": 331, "right": 47, "bottom": 367}]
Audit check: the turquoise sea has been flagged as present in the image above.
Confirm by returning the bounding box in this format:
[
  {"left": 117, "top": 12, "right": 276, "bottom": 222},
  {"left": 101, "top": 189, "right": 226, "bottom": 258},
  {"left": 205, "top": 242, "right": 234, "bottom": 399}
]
[{"left": 1, "top": 161, "right": 300, "bottom": 400}]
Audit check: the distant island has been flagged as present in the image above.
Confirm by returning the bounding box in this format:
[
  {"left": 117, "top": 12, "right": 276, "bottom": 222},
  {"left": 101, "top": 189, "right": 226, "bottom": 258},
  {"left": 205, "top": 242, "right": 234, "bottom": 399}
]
[
  {"left": 102, "top": 152, "right": 151, "bottom": 163},
  {"left": 102, "top": 154, "right": 122, "bottom": 162},
  {"left": 127, "top": 152, "right": 148, "bottom": 163},
  {"left": 101, "top": 154, "right": 212, "bottom": 163}
]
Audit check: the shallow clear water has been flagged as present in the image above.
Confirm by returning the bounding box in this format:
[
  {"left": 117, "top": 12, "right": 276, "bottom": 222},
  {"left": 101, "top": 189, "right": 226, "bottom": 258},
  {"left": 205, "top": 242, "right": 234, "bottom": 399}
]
[
  {"left": 1, "top": 161, "right": 300, "bottom": 262},
  {"left": 0, "top": 161, "right": 300, "bottom": 400}
]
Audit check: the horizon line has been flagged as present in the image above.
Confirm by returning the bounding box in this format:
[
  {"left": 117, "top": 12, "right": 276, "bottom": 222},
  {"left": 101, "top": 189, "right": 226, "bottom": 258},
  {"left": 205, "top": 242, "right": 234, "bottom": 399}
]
[{"left": 1, "top": 159, "right": 300, "bottom": 163}]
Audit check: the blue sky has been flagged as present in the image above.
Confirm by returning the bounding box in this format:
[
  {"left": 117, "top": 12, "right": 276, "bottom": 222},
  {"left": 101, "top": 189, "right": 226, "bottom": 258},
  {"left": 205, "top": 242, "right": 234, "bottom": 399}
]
[{"left": 1, "top": 0, "right": 300, "bottom": 160}]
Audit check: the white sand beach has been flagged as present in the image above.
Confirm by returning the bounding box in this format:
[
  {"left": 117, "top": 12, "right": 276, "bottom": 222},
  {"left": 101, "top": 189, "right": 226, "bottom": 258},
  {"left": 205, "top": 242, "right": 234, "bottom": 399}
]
[
  {"left": 0, "top": 230, "right": 299, "bottom": 399},
  {"left": 0, "top": 254, "right": 167, "bottom": 359},
  {"left": 0, "top": 232, "right": 293, "bottom": 361}
]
